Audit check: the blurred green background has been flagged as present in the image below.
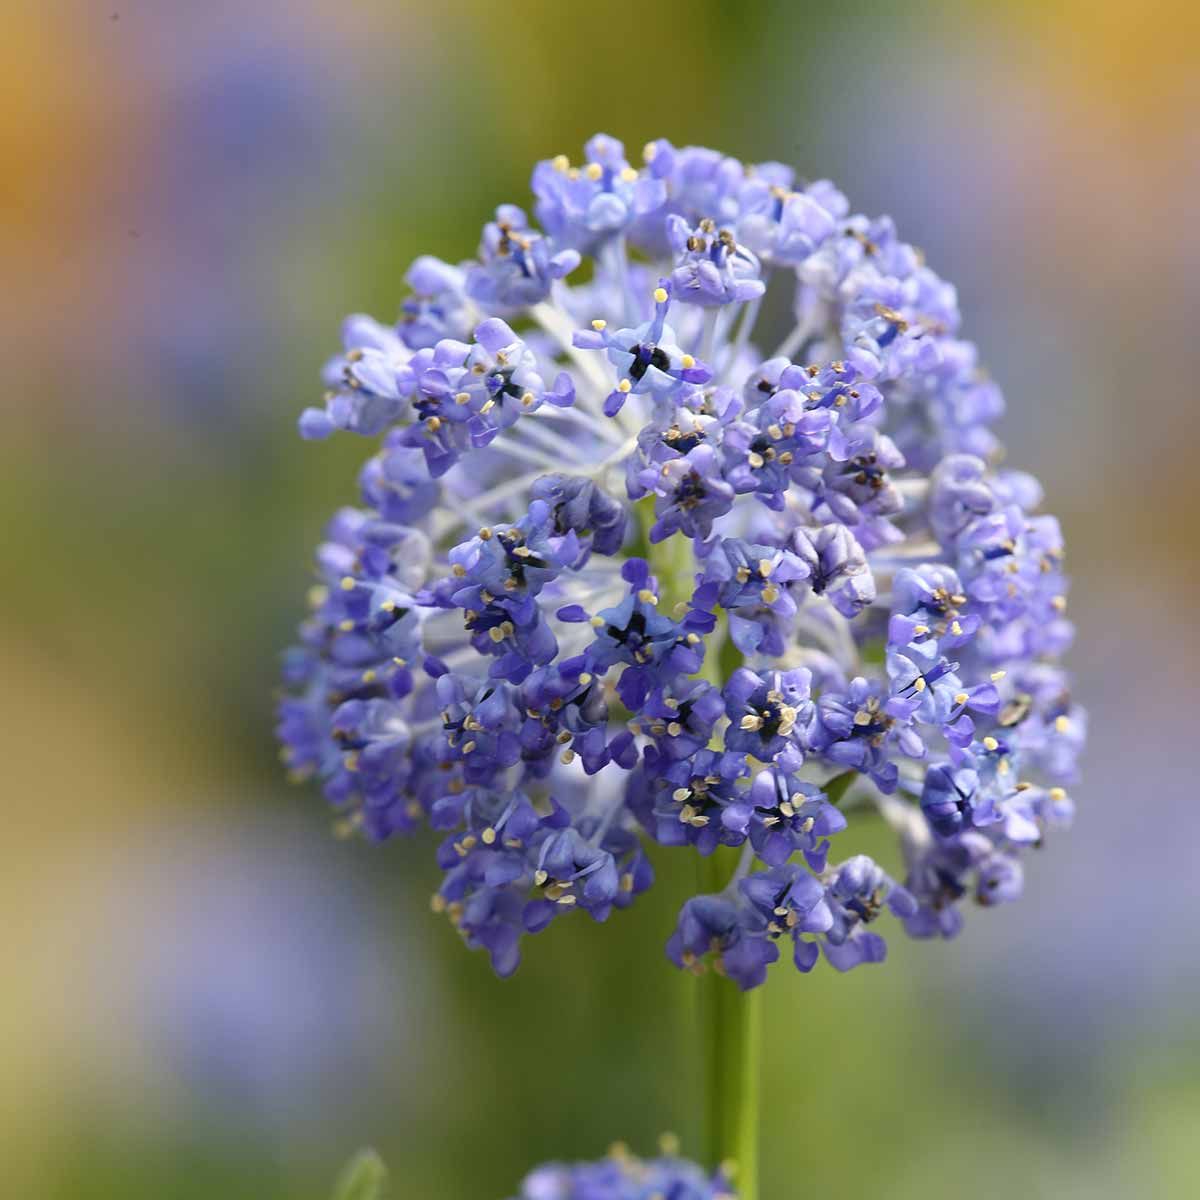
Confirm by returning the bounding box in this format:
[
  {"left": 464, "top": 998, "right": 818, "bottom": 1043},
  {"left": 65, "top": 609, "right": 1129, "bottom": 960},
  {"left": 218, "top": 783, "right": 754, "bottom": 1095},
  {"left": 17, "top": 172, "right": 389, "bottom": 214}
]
[{"left": 4, "top": 1, "right": 1198, "bottom": 1196}]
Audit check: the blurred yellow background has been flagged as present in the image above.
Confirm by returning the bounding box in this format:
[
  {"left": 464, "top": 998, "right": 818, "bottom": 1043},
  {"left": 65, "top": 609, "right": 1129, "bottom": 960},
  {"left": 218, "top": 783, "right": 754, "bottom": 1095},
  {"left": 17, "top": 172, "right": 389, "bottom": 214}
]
[{"left": 3, "top": 1, "right": 1198, "bottom": 1196}]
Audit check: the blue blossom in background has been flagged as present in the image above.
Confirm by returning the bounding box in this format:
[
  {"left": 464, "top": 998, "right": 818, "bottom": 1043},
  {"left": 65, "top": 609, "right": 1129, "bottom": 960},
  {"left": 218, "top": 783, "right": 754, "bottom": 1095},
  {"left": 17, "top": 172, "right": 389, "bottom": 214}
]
[
  {"left": 278, "top": 135, "right": 1083, "bottom": 988},
  {"left": 512, "top": 1143, "right": 736, "bottom": 1200},
  {"left": 118, "top": 17, "right": 342, "bottom": 436}
]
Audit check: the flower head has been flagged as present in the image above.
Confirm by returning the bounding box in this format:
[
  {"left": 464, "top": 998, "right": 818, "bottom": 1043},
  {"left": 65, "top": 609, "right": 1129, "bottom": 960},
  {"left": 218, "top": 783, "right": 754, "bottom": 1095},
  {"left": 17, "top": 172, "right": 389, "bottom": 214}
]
[{"left": 279, "top": 135, "right": 1082, "bottom": 987}]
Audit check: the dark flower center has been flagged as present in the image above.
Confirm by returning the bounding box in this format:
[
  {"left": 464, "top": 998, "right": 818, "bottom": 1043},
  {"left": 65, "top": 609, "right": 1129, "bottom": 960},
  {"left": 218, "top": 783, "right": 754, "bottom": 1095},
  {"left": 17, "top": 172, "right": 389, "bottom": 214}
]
[{"left": 628, "top": 344, "right": 671, "bottom": 382}]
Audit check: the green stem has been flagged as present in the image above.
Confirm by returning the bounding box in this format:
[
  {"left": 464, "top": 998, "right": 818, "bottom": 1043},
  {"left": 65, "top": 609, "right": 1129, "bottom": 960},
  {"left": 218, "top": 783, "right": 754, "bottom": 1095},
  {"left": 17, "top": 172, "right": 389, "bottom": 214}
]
[
  {"left": 640, "top": 519, "right": 760, "bottom": 1195},
  {"left": 697, "top": 853, "right": 761, "bottom": 1198}
]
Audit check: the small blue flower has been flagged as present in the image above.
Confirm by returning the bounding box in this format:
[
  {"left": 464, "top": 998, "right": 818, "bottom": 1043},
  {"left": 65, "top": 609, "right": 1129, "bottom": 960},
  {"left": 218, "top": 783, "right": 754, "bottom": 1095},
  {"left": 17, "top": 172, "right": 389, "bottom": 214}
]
[
  {"left": 433, "top": 674, "right": 523, "bottom": 785},
  {"left": 919, "top": 763, "right": 983, "bottom": 838},
  {"left": 639, "top": 679, "right": 725, "bottom": 762},
  {"left": 808, "top": 675, "right": 921, "bottom": 793},
  {"left": 628, "top": 408, "right": 737, "bottom": 543},
  {"left": 573, "top": 281, "right": 712, "bottom": 417},
  {"left": 901, "top": 829, "right": 994, "bottom": 940},
  {"left": 398, "top": 255, "right": 472, "bottom": 350},
  {"left": 667, "top": 892, "right": 777, "bottom": 991},
  {"left": 357, "top": 436, "right": 441, "bottom": 525},
  {"left": 821, "top": 855, "right": 917, "bottom": 971},
  {"left": 694, "top": 538, "right": 810, "bottom": 656},
  {"left": 889, "top": 563, "right": 979, "bottom": 649},
  {"left": 739, "top": 863, "right": 834, "bottom": 973},
  {"left": 533, "top": 134, "right": 667, "bottom": 255},
  {"left": 666, "top": 215, "right": 765, "bottom": 308},
  {"left": 467, "top": 205, "right": 580, "bottom": 312},
  {"left": 300, "top": 314, "right": 412, "bottom": 438},
  {"left": 584, "top": 559, "right": 707, "bottom": 710},
  {"left": 530, "top": 474, "right": 627, "bottom": 560},
  {"left": 736, "top": 177, "right": 839, "bottom": 266},
  {"left": 524, "top": 827, "right": 621, "bottom": 930},
  {"left": 790, "top": 523, "right": 876, "bottom": 617},
  {"left": 742, "top": 768, "right": 846, "bottom": 870},
  {"left": 722, "top": 666, "right": 813, "bottom": 761},
  {"left": 636, "top": 746, "right": 750, "bottom": 854}
]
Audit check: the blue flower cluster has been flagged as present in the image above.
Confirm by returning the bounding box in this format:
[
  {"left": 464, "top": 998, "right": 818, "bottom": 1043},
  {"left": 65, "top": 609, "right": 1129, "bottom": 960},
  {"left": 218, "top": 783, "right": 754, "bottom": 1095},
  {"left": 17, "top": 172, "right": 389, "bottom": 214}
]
[
  {"left": 511, "top": 1143, "right": 735, "bottom": 1200},
  {"left": 279, "top": 135, "right": 1082, "bottom": 988}
]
